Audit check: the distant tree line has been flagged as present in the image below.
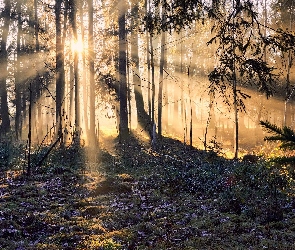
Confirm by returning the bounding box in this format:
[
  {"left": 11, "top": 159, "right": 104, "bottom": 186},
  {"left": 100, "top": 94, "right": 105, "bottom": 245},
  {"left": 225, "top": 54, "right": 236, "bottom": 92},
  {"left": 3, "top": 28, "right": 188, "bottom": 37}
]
[{"left": 0, "top": 0, "right": 294, "bottom": 157}]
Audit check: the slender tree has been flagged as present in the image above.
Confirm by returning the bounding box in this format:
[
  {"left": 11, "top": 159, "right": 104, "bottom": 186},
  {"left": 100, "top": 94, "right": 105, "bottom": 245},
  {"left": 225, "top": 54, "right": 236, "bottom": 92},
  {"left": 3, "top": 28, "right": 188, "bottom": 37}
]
[
  {"left": 72, "top": 0, "right": 80, "bottom": 135},
  {"left": 207, "top": 0, "right": 276, "bottom": 157},
  {"left": 34, "top": 0, "right": 42, "bottom": 135},
  {"left": 15, "top": 1, "right": 23, "bottom": 139},
  {"left": 0, "top": 0, "right": 11, "bottom": 135},
  {"left": 145, "top": 0, "right": 152, "bottom": 121},
  {"left": 157, "top": 5, "right": 166, "bottom": 140},
  {"left": 131, "top": 0, "right": 151, "bottom": 136},
  {"left": 55, "top": 0, "right": 65, "bottom": 138},
  {"left": 88, "top": 0, "right": 96, "bottom": 147},
  {"left": 118, "top": 0, "right": 129, "bottom": 141}
]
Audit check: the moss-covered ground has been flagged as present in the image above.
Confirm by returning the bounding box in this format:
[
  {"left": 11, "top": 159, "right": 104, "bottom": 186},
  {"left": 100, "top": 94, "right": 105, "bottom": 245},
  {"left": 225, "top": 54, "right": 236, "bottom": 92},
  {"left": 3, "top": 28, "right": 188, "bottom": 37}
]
[{"left": 1, "top": 136, "right": 295, "bottom": 249}]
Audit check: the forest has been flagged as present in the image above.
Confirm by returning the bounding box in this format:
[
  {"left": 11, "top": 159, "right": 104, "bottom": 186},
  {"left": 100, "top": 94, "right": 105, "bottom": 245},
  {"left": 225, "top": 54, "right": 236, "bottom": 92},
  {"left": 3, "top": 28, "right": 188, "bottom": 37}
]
[{"left": 1, "top": 0, "right": 295, "bottom": 249}]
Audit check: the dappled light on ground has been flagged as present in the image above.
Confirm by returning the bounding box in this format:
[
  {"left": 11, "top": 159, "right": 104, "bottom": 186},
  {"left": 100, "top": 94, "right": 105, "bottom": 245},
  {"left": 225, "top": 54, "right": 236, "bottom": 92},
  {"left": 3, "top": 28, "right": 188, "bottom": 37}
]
[{"left": 1, "top": 135, "right": 295, "bottom": 249}]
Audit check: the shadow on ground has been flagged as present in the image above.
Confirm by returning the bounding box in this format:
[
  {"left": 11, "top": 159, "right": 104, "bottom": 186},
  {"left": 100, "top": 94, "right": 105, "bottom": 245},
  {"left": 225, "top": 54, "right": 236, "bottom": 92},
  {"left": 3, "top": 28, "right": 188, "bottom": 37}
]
[{"left": 1, "top": 134, "right": 295, "bottom": 249}]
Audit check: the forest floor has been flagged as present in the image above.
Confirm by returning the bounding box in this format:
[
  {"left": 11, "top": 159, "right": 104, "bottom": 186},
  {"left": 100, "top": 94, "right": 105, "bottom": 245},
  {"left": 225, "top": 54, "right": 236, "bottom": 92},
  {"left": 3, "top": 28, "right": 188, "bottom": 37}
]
[{"left": 1, "top": 135, "right": 295, "bottom": 249}]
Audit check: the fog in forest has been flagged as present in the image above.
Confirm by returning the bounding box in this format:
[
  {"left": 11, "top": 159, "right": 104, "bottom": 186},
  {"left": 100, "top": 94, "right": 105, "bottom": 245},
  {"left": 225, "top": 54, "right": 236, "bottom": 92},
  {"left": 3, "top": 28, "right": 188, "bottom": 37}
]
[{"left": 0, "top": 0, "right": 294, "bottom": 158}]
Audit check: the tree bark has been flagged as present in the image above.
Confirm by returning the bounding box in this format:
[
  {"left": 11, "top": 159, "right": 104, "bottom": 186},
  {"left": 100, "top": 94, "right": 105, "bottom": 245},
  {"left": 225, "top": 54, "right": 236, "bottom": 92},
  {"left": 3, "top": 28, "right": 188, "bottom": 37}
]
[
  {"left": 0, "top": 0, "right": 11, "bottom": 135},
  {"left": 55, "top": 0, "right": 65, "bottom": 137},
  {"left": 131, "top": 1, "right": 151, "bottom": 136},
  {"left": 71, "top": 0, "right": 80, "bottom": 134},
  {"left": 158, "top": 25, "right": 166, "bottom": 140},
  {"left": 146, "top": 0, "right": 152, "bottom": 121},
  {"left": 15, "top": 1, "right": 22, "bottom": 139},
  {"left": 88, "top": 0, "right": 97, "bottom": 147},
  {"left": 118, "top": 0, "right": 129, "bottom": 141},
  {"left": 34, "top": 0, "right": 42, "bottom": 137}
]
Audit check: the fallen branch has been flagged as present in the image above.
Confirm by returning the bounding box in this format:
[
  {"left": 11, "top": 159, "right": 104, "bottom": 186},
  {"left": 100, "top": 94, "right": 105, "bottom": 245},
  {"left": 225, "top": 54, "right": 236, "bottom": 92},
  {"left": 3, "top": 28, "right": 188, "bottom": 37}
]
[{"left": 35, "top": 133, "right": 63, "bottom": 169}]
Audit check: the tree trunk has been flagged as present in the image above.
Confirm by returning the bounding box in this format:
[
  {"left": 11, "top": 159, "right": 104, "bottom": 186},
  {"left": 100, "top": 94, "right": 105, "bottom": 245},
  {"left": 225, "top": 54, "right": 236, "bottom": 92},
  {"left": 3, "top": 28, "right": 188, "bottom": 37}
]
[
  {"left": 163, "top": 42, "right": 168, "bottom": 133},
  {"left": 15, "top": 1, "right": 22, "bottom": 139},
  {"left": 118, "top": 0, "right": 129, "bottom": 141},
  {"left": 55, "top": 0, "right": 65, "bottom": 138},
  {"left": 284, "top": 2, "right": 293, "bottom": 126},
  {"left": 0, "top": 0, "right": 11, "bottom": 135},
  {"left": 34, "top": 0, "right": 42, "bottom": 139},
  {"left": 79, "top": 2, "right": 89, "bottom": 140},
  {"left": 71, "top": 0, "right": 80, "bottom": 135},
  {"left": 158, "top": 24, "right": 166, "bottom": 140},
  {"left": 232, "top": 1, "right": 238, "bottom": 159},
  {"left": 131, "top": 1, "right": 151, "bottom": 136},
  {"left": 145, "top": 0, "right": 151, "bottom": 122},
  {"left": 88, "top": 0, "right": 97, "bottom": 147},
  {"left": 150, "top": 34, "right": 155, "bottom": 137}
]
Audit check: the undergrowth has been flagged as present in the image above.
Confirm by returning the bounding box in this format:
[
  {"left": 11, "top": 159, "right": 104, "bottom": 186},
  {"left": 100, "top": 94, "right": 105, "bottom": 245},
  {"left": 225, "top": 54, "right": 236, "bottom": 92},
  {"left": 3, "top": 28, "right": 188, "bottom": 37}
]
[{"left": 1, "top": 136, "right": 295, "bottom": 249}]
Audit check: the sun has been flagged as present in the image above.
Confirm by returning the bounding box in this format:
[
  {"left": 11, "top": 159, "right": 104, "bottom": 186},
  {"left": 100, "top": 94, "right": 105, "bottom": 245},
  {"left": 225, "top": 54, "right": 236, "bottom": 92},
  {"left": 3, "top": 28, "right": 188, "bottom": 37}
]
[{"left": 71, "top": 37, "right": 85, "bottom": 53}]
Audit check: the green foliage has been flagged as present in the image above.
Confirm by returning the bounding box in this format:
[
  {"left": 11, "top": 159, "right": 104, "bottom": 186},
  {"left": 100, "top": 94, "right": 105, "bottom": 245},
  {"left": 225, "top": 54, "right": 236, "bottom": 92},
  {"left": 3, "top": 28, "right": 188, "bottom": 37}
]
[
  {"left": 144, "top": 0, "right": 204, "bottom": 34},
  {"left": 260, "top": 120, "right": 295, "bottom": 150},
  {"left": 0, "top": 140, "right": 25, "bottom": 170},
  {"left": 208, "top": 1, "right": 276, "bottom": 112},
  {"left": 1, "top": 136, "right": 295, "bottom": 249},
  {"left": 0, "top": 141, "right": 11, "bottom": 169},
  {"left": 220, "top": 160, "right": 290, "bottom": 223},
  {"left": 259, "top": 120, "right": 295, "bottom": 188}
]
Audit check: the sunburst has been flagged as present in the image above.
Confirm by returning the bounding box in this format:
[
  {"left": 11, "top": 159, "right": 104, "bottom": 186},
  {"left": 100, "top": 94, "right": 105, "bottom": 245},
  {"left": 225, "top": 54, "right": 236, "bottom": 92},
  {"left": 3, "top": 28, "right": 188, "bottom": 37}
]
[{"left": 71, "top": 37, "right": 85, "bottom": 53}]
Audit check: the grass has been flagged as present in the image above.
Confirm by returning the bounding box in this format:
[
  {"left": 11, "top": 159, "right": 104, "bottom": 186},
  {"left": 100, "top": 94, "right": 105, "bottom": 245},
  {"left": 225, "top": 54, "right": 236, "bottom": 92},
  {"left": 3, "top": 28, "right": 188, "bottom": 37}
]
[{"left": 1, "top": 136, "right": 295, "bottom": 249}]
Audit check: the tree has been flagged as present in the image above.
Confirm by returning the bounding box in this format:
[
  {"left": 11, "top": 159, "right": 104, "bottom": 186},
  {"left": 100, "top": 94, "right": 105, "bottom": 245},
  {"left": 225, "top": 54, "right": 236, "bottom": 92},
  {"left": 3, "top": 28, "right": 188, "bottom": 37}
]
[
  {"left": 55, "top": 0, "right": 65, "bottom": 138},
  {"left": 145, "top": 0, "right": 152, "bottom": 124},
  {"left": 271, "top": 0, "right": 294, "bottom": 126},
  {"left": 15, "top": 0, "right": 23, "bottom": 139},
  {"left": 88, "top": 0, "right": 96, "bottom": 147},
  {"left": 145, "top": 0, "right": 281, "bottom": 156},
  {"left": 157, "top": 5, "right": 166, "bottom": 140},
  {"left": 118, "top": 0, "right": 129, "bottom": 141},
  {"left": 207, "top": 0, "right": 276, "bottom": 157},
  {"left": 131, "top": 0, "right": 152, "bottom": 137},
  {"left": 0, "top": 0, "right": 11, "bottom": 135}
]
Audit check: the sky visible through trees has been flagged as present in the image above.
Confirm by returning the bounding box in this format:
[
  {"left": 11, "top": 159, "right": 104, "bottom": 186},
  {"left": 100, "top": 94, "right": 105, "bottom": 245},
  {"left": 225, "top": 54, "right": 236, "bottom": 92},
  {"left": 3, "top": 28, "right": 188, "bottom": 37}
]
[
  {"left": 2, "top": 1, "right": 295, "bottom": 249},
  {"left": 0, "top": 0, "right": 294, "bottom": 157}
]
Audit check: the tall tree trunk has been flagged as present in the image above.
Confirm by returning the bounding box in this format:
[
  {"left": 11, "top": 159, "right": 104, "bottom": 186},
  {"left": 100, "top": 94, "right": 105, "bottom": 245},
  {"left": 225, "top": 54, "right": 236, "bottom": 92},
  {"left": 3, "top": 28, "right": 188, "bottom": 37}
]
[
  {"left": 284, "top": 1, "right": 293, "bottom": 126},
  {"left": 79, "top": 1, "right": 89, "bottom": 139},
  {"left": 62, "top": 0, "right": 69, "bottom": 143},
  {"left": 163, "top": 42, "right": 168, "bottom": 132},
  {"left": 158, "top": 23, "right": 166, "bottom": 140},
  {"left": 180, "top": 32, "right": 186, "bottom": 143},
  {"left": 88, "top": 0, "right": 96, "bottom": 147},
  {"left": 55, "top": 0, "right": 65, "bottom": 138},
  {"left": 173, "top": 33, "right": 180, "bottom": 135},
  {"left": 34, "top": 0, "right": 40, "bottom": 52},
  {"left": 127, "top": 46, "right": 132, "bottom": 130},
  {"left": 232, "top": 1, "right": 238, "bottom": 159},
  {"left": 0, "top": 0, "right": 11, "bottom": 135},
  {"left": 146, "top": 0, "right": 151, "bottom": 121},
  {"left": 131, "top": 1, "right": 151, "bottom": 135},
  {"left": 70, "top": 0, "right": 80, "bottom": 137},
  {"left": 69, "top": 63, "right": 74, "bottom": 124},
  {"left": 15, "top": 1, "right": 22, "bottom": 139},
  {"left": 187, "top": 67, "right": 193, "bottom": 147},
  {"left": 118, "top": 0, "right": 129, "bottom": 141},
  {"left": 34, "top": 0, "right": 42, "bottom": 136},
  {"left": 150, "top": 33, "right": 155, "bottom": 137}
]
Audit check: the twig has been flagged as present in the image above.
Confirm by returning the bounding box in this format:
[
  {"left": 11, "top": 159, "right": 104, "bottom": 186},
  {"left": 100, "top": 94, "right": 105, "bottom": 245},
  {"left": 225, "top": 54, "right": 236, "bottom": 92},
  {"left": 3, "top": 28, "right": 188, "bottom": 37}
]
[{"left": 35, "top": 133, "right": 62, "bottom": 169}]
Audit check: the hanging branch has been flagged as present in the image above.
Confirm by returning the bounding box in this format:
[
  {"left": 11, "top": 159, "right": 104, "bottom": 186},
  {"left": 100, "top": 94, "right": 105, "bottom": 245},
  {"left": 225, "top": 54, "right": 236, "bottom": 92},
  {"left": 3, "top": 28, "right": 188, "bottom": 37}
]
[{"left": 260, "top": 120, "right": 295, "bottom": 149}]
